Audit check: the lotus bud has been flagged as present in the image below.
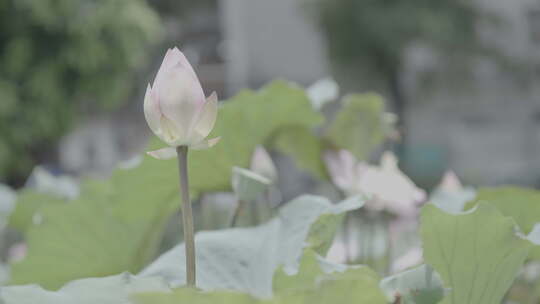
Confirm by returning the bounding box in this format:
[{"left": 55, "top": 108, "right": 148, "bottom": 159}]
[
  {"left": 438, "top": 170, "right": 463, "bottom": 192},
  {"left": 144, "top": 47, "right": 220, "bottom": 159},
  {"left": 250, "top": 146, "right": 277, "bottom": 182},
  {"left": 430, "top": 170, "right": 476, "bottom": 214}
]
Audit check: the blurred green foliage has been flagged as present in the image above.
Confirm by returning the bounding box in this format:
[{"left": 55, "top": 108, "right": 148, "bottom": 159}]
[
  {"left": 308, "top": 0, "right": 485, "bottom": 125},
  {"left": 0, "top": 0, "right": 162, "bottom": 183},
  {"left": 149, "top": 0, "right": 215, "bottom": 18},
  {"left": 310, "top": 0, "right": 479, "bottom": 75},
  {"left": 325, "top": 93, "right": 387, "bottom": 160},
  {"left": 271, "top": 92, "right": 391, "bottom": 178}
]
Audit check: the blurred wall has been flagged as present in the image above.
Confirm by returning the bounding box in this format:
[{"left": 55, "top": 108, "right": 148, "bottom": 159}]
[
  {"left": 403, "top": 0, "right": 540, "bottom": 187},
  {"left": 220, "top": 0, "right": 330, "bottom": 93}
]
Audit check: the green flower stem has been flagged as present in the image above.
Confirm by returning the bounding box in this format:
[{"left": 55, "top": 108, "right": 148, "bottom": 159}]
[
  {"left": 384, "top": 217, "right": 393, "bottom": 276},
  {"left": 229, "top": 200, "right": 245, "bottom": 228},
  {"left": 176, "top": 146, "right": 196, "bottom": 287},
  {"left": 343, "top": 212, "right": 352, "bottom": 263}
]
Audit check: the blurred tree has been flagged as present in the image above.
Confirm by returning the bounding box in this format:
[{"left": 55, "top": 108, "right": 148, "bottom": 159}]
[
  {"left": 148, "top": 0, "right": 215, "bottom": 17},
  {"left": 308, "top": 0, "right": 489, "bottom": 131},
  {"left": 0, "top": 0, "right": 162, "bottom": 185}
]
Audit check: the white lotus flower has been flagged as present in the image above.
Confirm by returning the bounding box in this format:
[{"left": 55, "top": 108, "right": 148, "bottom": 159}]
[
  {"left": 144, "top": 47, "right": 220, "bottom": 159},
  {"left": 325, "top": 150, "right": 426, "bottom": 217}
]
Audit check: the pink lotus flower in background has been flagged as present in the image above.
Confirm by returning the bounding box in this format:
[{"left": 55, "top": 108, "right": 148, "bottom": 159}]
[
  {"left": 325, "top": 150, "right": 426, "bottom": 217},
  {"left": 324, "top": 149, "right": 368, "bottom": 196},
  {"left": 144, "top": 47, "right": 220, "bottom": 159}
]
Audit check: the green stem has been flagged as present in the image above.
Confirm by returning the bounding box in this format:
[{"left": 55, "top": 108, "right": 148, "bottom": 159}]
[
  {"left": 177, "top": 146, "right": 196, "bottom": 287},
  {"left": 229, "top": 200, "right": 245, "bottom": 228},
  {"left": 366, "top": 216, "right": 373, "bottom": 264},
  {"left": 385, "top": 217, "right": 393, "bottom": 276},
  {"left": 343, "top": 212, "right": 352, "bottom": 263}
]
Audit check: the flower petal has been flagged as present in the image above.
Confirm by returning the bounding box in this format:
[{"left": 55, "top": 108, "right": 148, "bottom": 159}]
[
  {"left": 251, "top": 146, "right": 277, "bottom": 181},
  {"left": 159, "top": 115, "right": 185, "bottom": 146},
  {"left": 153, "top": 48, "right": 205, "bottom": 108},
  {"left": 191, "top": 92, "right": 218, "bottom": 141},
  {"left": 157, "top": 64, "right": 205, "bottom": 137},
  {"left": 153, "top": 48, "right": 178, "bottom": 90},
  {"left": 143, "top": 84, "right": 162, "bottom": 136},
  {"left": 380, "top": 151, "right": 398, "bottom": 169},
  {"left": 438, "top": 170, "right": 463, "bottom": 192},
  {"left": 146, "top": 147, "right": 177, "bottom": 160},
  {"left": 171, "top": 47, "right": 201, "bottom": 85},
  {"left": 190, "top": 137, "right": 221, "bottom": 150},
  {"left": 324, "top": 150, "right": 366, "bottom": 195}
]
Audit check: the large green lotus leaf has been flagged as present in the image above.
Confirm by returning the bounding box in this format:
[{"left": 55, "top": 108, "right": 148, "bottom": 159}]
[
  {"left": 1, "top": 273, "right": 169, "bottom": 304},
  {"left": 325, "top": 93, "right": 386, "bottom": 160},
  {"left": 273, "top": 250, "right": 386, "bottom": 304},
  {"left": 466, "top": 187, "right": 540, "bottom": 234},
  {"left": 9, "top": 162, "right": 178, "bottom": 289},
  {"left": 273, "top": 250, "right": 348, "bottom": 295},
  {"left": 134, "top": 270, "right": 386, "bottom": 304},
  {"left": 271, "top": 126, "right": 328, "bottom": 179},
  {"left": 466, "top": 187, "right": 540, "bottom": 259},
  {"left": 421, "top": 203, "right": 532, "bottom": 304},
  {"left": 133, "top": 289, "right": 257, "bottom": 304},
  {"left": 9, "top": 189, "right": 65, "bottom": 232},
  {"left": 295, "top": 267, "right": 386, "bottom": 304},
  {"left": 139, "top": 195, "right": 364, "bottom": 298},
  {"left": 9, "top": 80, "right": 323, "bottom": 289},
  {"left": 9, "top": 192, "right": 170, "bottom": 290},
  {"left": 380, "top": 264, "right": 446, "bottom": 304},
  {"left": 134, "top": 250, "right": 385, "bottom": 304}
]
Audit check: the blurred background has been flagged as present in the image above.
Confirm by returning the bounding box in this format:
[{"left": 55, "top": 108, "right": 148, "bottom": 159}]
[{"left": 1, "top": 0, "right": 539, "bottom": 189}]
